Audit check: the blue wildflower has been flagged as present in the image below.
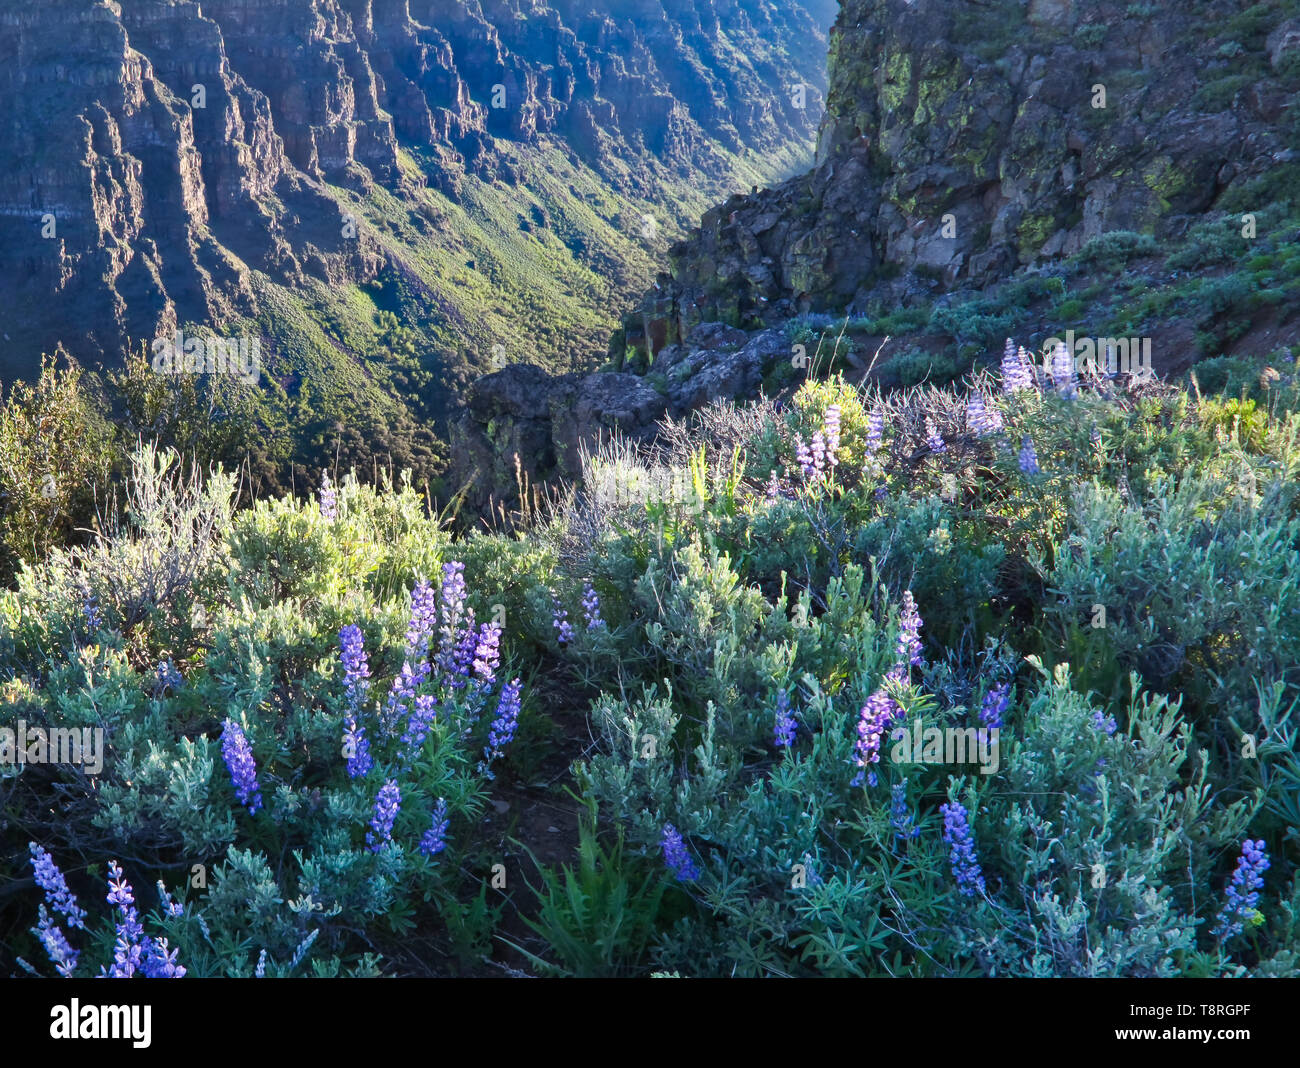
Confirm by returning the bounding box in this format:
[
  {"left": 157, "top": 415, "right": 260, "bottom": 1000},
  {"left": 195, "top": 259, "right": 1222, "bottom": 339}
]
[
  {"left": 773, "top": 691, "right": 797, "bottom": 748},
  {"left": 1018, "top": 435, "right": 1040, "bottom": 475},
  {"left": 29, "top": 843, "right": 87, "bottom": 929},
  {"left": 34, "top": 906, "right": 78, "bottom": 977},
  {"left": 1212, "top": 839, "right": 1270, "bottom": 942},
  {"left": 420, "top": 799, "right": 450, "bottom": 858},
  {"left": 552, "top": 600, "right": 574, "bottom": 645},
  {"left": 1050, "top": 342, "right": 1078, "bottom": 397},
  {"left": 366, "top": 779, "right": 401, "bottom": 852},
  {"left": 897, "top": 590, "right": 923, "bottom": 668},
  {"left": 661, "top": 824, "right": 700, "bottom": 882},
  {"left": 82, "top": 590, "right": 103, "bottom": 633},
  {"left": 401, "top": 693, "right": 439, "bottom": 759},
  {"left": 473, "top": 621, "right": 502, "bottom": 684},
  {"left": 141, "top": 937, "right": 185, "bottom": 978},
  {"left": 484, "top": 679, "right": 523, "bottom": 765},
  {"left": 319, "top": 471, "right": 337, "bottom": 520},
  {"left": 582, "top": 582, "right": 605, "bottom": 630},
  {"left": 891, "top": 782, "right": 920, "bottom": 841},
  {"left": 103, "top": 861, "right": 147, "bottom": 978},
  {"left": 220, "top": 719, "right": 263, "bottom": 815},
  {"left": 866, "top": 407, "right": 885, "bottom": 453},
  {"left": 980, "top": 684, "right": 1010, "bottom": 730},
  {"left": 1001, "top": 339, "right": 1034, "bottom": 394},
  {"left": 941, "top": 801, "right": 986, "bottom": 897},
  {"left": 1090, "top": 709, "right": 1117, "bottom": 736},
  {"left": 925, "top": 417, "right": 946, "bottom": 453},
  {"left": 853, "top": 688, "right": 898, "bottom": 784}
]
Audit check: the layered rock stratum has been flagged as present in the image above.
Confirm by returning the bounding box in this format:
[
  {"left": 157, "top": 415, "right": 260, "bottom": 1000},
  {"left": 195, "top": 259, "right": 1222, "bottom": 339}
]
[{"left": 0, "top": 0, "right": 831, "bottom": 483}]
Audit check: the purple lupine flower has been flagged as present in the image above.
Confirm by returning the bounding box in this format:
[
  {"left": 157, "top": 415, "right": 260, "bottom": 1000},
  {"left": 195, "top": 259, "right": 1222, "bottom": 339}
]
[
  {"left": 795, "top": 435, "right": 815, "bottom": 480},
  {"left": 1090, "top": 709, "right": 1117, "bottom": 736},
  {"left": 339, "top": 624, "right": 371, "bottom": 703},
  {"left": 890, "top": 781, "right": 919, "bottom": 842},
  {"left": 1001, "top": 339, "right": 1033, "bottom": 394},
  {"left": 420, "top": 799, "right": 450, "bottom": 858},
  {"left": 141, "top": 937, "right": 185, "bottom": 978},
  {"left": 940, "top": 801, "right": 986, "bottom": 897},
  {"left": 853, "top": 688, "right": 898, "bottom": 786},
  {"left": 897, "top": 590, "right": 923, "bottom": 668},
  {"left": 436, "top": 561, "right": 469, "bottom": 676},
  {"left": 661, "top": 824, "right": 700, "bottom": 882},
  {"left": 155, "top": 658, "right": 183, "bottom": 694},
  {"left": 925, "top": 418, "right": 946, "bottom": 453},
  {"left": 366, "top": 779, "right": 402, "bottom": 852},
  {"left": 980, "top": 684, "right": 1010, "bottom": 730},
  {"left": 823, "top": 405, "right": 842, "bottom": 469},
  {"left": 448, "top": 607, "right": 479, "bottom": 689},
  {"left": 552, "top": 601, "right": 574, "bottom": 645},
  {"left": 484, "top": 679, "right": 523, "bottom": 765},
  {"left": 34, "top": 906, "right": 79, "bottom": 977},
  {"left": 104, "top": 861, "right": 147, "bottom": 978},
  {"left": 29, "top": 843, "right": 87, "bottom": 930},
  {"left": 865, "top": 408, "right": 884, "bottom": 453},
  {"left": 810, "top": 430, "right": 827, "bottom": 475},
  {"left": 473, "top": 621, "right": 502, "bottom": 683},
  {"left": 1212, "top": 839, "right": 1270, "bottom": 942},
  {"left": 319, "top": 471, "right": 338, "bottom": 521},
  {"left": 773, "top": 691, "right": 797, "bottom": 748},
  {"left": 581, "top": 583, "right": 605, "bottom": 630},
  {"left": 342, "top": 713, "right": 372, "bottom": 778},
  {"left": 338, "top": 624, "right": 373, "bottom": 777},
  {"left": 405, "top": 579, "right": 439, "bottom": 663},
  {"left": 967, "top": 393, "right": 1003, "bottom": 437},
  {"left": 220, "top": 720, "right": 263, "bottom": 815},
  {"left": 82, "top": 590, "right": 102, "bottom": 633},
  {"left": 1050, "top": 342, "right": 1077, "bottom": 397},
  {"left": 1018, "top": 435, "right": 1040, "bottom": 475},
  {"left": 384, "top": 660, "right": 421, "bottom": 728},
  {"left": 401, "top": 693, "right": 439, "bottom": 758},
  {"left": 156, "top": 881, "right": 185, "bottom": 918}
]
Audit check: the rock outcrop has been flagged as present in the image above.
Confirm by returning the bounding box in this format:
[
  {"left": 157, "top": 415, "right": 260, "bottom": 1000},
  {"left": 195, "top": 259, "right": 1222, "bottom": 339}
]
[{"left": 634, "top": 0, "right": 1300, "bottom": 345}]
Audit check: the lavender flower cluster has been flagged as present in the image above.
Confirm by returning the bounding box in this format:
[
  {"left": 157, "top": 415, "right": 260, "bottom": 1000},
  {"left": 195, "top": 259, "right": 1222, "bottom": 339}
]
[
  {"left": 1212, "top": 839, "right": 1270, "bottom": 942},
  {"left": 940, "top": 801, "right": 986, "bottom": 897},
  {"left": 661, "top": 824, "right": 700, "bottom": 881},
  {"left": 220, "top": 719, "right": 263, "bottom": 815},
  {"left": 29, "top": 847, "right": 184, "bottom": 978},
  {"left": 795, "top": 404, "right": 842, "bottom": 483}
]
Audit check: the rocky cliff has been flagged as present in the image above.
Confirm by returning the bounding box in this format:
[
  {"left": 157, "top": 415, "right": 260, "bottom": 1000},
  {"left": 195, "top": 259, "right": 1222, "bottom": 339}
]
[
  {"left": 453, "top": 0, "right": 1300, "bottom": 509},
  {"left": 0, "top": 0, "right": 831, "bottom": 485},
  {"left": 640, "top": 0, "right": 1300, "bottom": 338}
]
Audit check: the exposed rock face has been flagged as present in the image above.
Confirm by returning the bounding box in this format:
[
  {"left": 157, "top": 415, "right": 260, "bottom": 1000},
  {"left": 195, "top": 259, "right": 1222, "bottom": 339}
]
[
  {"left": 0, "top": 0, "right": 831, "bottom": 375},
  {"left": 450, "top": 322, "right": 791, "bottom": 509},
  {"left": 453, "top": 0, "right": 1300, "bottom": 506},
  {"left": 634, "top": 0, "right": 1300, "bottom": 344}
]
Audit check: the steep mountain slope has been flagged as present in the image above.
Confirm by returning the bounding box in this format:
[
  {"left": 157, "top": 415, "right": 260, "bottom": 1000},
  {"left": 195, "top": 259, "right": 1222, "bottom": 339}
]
[{"left": 0, "top": 0, "right": 830, "bottom": 487}]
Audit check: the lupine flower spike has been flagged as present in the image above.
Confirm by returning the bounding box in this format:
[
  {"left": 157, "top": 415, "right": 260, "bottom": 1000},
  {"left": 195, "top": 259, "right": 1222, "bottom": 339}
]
[
  {"left": 220, "top": 719, "right": 263, "bottom": 815},
  {"left": 941, "top": 801, "right": 986, "bottom": 896},
  {"left": 661, "top": 824, "right": 700, "bottom": 881},
  {"left": 1213, "top": 839, "right": 1270, "bottom": 942}
]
